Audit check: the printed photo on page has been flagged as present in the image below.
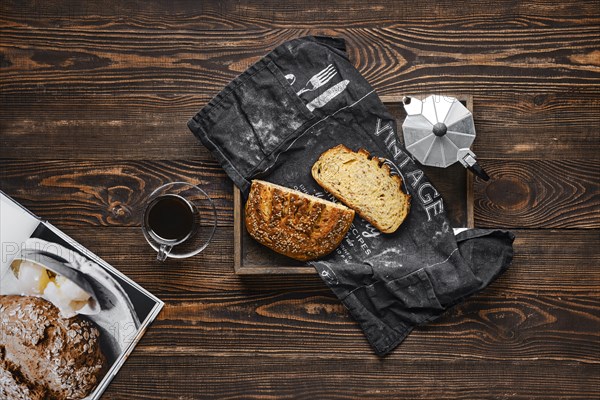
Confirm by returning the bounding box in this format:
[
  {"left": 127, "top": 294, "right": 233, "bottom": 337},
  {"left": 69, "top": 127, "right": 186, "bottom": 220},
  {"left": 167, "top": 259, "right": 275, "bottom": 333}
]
[{"left": 0, "top": 190, "right": 163, "bottom": 400}]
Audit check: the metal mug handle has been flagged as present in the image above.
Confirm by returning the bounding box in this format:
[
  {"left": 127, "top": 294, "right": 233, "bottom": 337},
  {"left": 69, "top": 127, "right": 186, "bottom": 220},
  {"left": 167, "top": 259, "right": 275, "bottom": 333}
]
[{"left": 157, "top": 244, "right": 173, "bottom": 262}]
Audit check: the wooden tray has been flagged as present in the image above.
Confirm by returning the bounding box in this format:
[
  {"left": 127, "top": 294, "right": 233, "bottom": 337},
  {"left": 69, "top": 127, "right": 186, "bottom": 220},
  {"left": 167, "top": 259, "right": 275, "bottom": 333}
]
[{"left": 234, "top": 96, "right": 474, "bottom": 275}]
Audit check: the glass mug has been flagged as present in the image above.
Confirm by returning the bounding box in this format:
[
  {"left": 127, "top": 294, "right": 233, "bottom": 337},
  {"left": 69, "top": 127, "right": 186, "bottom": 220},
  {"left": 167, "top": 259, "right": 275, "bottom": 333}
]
[{"left": 142, "top": 182, "right": 216, "bottom": 261}]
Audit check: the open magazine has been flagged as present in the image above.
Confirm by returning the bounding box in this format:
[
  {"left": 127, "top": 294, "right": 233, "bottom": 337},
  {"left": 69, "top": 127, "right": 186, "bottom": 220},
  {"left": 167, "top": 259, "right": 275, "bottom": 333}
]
[{"left": 0, "top": 190, "right": 163, "bottom": 399}]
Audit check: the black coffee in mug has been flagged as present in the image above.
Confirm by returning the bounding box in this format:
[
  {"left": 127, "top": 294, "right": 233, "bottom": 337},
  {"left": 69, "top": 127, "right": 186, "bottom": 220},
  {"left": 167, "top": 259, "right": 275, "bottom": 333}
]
[{"left": 146, "top": 194, "right": 196, "bottom": 243}]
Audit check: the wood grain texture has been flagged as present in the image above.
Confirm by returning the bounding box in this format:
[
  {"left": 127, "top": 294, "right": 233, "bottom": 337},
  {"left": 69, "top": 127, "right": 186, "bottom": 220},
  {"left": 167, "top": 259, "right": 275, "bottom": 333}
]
[
  {"left": 474, "top": 159, "right": 600, "bottom": 229},
  {"left": 1, "top": 159, "right": 596, "bottom": 229},
  {"left": 3, "top": 0, "right": 600, "bottom": 29},
  {"left": 1, "top": 16, "right": 599, "bottom": 159},
  {"left": 55, "top": 226, "right": 600, "bottom": 367},
  {"left": 103, "top": 356, "right": 599, "bottom": 400},
  {"left": 1, "top": 90, "right": 597, "bottom": 160},
  {"left": 138, "top": 290, "right": 600, "bottom": 362},
  {"left": 0, "top": 159, "right": 233, "bottom": 226},
  {"left": 1, "top": 1, "right": 599, "bottom": 398},
  {"left": 56, "top": 227, "right": 599, "bottom": 297}
]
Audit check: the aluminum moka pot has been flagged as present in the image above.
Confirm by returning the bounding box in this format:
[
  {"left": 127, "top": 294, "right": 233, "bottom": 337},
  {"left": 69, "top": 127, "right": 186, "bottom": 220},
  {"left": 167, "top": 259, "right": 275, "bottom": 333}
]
[{"left": 401, "top": 95, "right": 490, "bottom": 181}]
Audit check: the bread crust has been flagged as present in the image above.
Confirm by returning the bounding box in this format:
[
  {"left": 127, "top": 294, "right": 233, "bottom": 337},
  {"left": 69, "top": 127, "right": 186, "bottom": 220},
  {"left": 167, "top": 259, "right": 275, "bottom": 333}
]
[
  {"left": 245, "top": 180, "right": 355, "bottom": 261},
  {"left": 312, "top": 144, "right": 411, "bottom": 233},
  {"left": 0, "top": 354, "right": 46, "bottom": 400},
  {"left": 0, "top": 295, "right": 107, "bottom": 400}
]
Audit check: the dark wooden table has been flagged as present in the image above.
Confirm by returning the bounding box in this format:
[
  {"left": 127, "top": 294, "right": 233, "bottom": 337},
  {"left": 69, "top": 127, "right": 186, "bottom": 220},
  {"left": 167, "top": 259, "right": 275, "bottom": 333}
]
[{"left": 1, "top": 1, "right": 599, "bottom": 399}]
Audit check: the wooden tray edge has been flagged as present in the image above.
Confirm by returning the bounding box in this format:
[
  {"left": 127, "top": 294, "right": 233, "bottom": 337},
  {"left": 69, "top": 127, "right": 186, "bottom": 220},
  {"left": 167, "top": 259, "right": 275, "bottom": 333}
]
[{"left": 235, "top": 95, "right": 475, "bottom": 274}]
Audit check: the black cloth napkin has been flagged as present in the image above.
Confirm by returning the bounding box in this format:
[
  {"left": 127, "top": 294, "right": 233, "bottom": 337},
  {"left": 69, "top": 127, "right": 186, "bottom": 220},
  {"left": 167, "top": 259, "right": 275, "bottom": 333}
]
[{"left": 188, "top": 36, "right": 514, "bottom": 355}]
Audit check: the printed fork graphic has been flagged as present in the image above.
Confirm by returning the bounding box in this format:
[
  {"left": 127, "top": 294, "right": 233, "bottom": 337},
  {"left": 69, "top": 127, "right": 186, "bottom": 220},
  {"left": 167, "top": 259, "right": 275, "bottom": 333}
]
[{"left": 296, "top": 64, "right": 337, "bottom": 96}]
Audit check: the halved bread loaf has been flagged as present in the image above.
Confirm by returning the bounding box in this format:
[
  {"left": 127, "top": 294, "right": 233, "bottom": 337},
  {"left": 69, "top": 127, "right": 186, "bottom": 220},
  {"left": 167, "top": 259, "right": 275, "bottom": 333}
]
[
  {"left": 245, "top": 180, "right": 355, "bottom": 261},
  {"left": 311, "top": 144, "right": 411, "bottom": 233}
]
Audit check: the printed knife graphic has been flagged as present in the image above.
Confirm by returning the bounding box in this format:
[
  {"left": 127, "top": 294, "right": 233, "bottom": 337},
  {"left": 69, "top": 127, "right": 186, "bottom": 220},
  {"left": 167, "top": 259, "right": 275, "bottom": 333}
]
[{"left": 306, "top": 80, "right": 349, "bottom": 112}]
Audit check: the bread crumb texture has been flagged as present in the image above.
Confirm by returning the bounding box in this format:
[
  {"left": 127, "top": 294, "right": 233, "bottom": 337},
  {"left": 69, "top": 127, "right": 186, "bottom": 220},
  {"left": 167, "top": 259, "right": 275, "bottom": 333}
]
[{"left": 312, "top": 144, "right": 411, "bottom": 233}]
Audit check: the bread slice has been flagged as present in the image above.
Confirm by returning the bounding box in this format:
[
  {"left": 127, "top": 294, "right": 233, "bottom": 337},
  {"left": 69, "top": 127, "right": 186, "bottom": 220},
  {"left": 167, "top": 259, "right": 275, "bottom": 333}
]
[
  {"left": 311, "top": 144, "right": 411, "bottom": 233},
  {"left": 245, "top": 180, "right": 355, "bottom": 261}
]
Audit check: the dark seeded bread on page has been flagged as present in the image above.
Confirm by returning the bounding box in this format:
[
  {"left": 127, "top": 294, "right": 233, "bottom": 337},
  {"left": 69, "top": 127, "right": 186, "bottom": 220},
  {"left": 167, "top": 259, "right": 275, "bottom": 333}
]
[
  {"left": 0, "top": 354, "right": 46, "bottom": 400},
  {"left": 245, "top": 180, "right": 355, "bottom": 261},
  {"left": 0, "top": 295, "right": 107, "bottom": 400},
  {"left": 312, "top": 144, "right": 411, "bottom": 234}
]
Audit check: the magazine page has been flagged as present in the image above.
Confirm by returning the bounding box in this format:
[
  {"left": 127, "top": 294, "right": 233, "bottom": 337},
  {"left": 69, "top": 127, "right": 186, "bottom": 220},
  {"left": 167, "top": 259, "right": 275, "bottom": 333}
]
[
  {"left": 0, "top": 191, "right": 163, "bottom": 400},
  {"left": 0, "top": 192, "right": 41, "bottom": 279}
]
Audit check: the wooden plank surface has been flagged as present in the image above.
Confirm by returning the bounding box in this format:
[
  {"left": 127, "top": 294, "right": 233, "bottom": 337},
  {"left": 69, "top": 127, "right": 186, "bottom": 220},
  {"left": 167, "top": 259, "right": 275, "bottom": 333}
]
[
  {"left": 1, "top": 90, "right": 597, "bottom": 160},
  {"left": 46, "top": 227, "right": 598, "bottom": 296},
  {"left": 0, "top": 159, "right": 234, "bottom": 226},
  {"left": 103, "top": 356, "right": 599, "bottom": 400},
  {"left": 475, "top": 159, "right": 600, "bottom": 228},
  {"left": 1, "top": 22, "right": 599, "bottom": 160},
  {"left": 2, "top": 0, "right": 600, "bottom": 28},
  {"left": 1, "top": 0, "right": 599, "bottom": 399},
  {"left": 1, "top": 159, "right": 596, "bottom": 230},
  {"left": 53, "top": 226, "right": 600, "bottom": 367}
]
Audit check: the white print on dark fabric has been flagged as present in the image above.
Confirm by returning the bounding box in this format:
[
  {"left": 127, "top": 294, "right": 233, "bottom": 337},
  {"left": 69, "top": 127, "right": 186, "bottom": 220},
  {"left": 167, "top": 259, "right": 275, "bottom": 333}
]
[
  {"left": 375, "top": 118, "right": 405, "bottom": 160},
  {"left": 373, "top": 118, "right": 444, "bottom": 222},
  {"left": 362, "top": 223, "right": 381, "bottom": 239},
  {"left": 306, "top": 80, "right": 350, "bottom": 112},
  {"left": 336, "top": 243, "right": 354, "bottom": 262},
  {"left": 434, "top": 221, "right": 452, "bottom": 239},
  {"left": 368, "top": 247, "right": 405, "bottom": 267},
  {"left": 310, "top": 261, "right": 339, "bottom": 286},
  {"left": 253, "top": 90, "right": 376, "bottom": 175},
  {"left": 347, "top": 224, "right": 373, "bottom": 256},
  {"left": 296, "top": 64, "right": 338, "bottom": 96},
  {"left": 284, "top": 74, "right": 296, "bottom": 85}
]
